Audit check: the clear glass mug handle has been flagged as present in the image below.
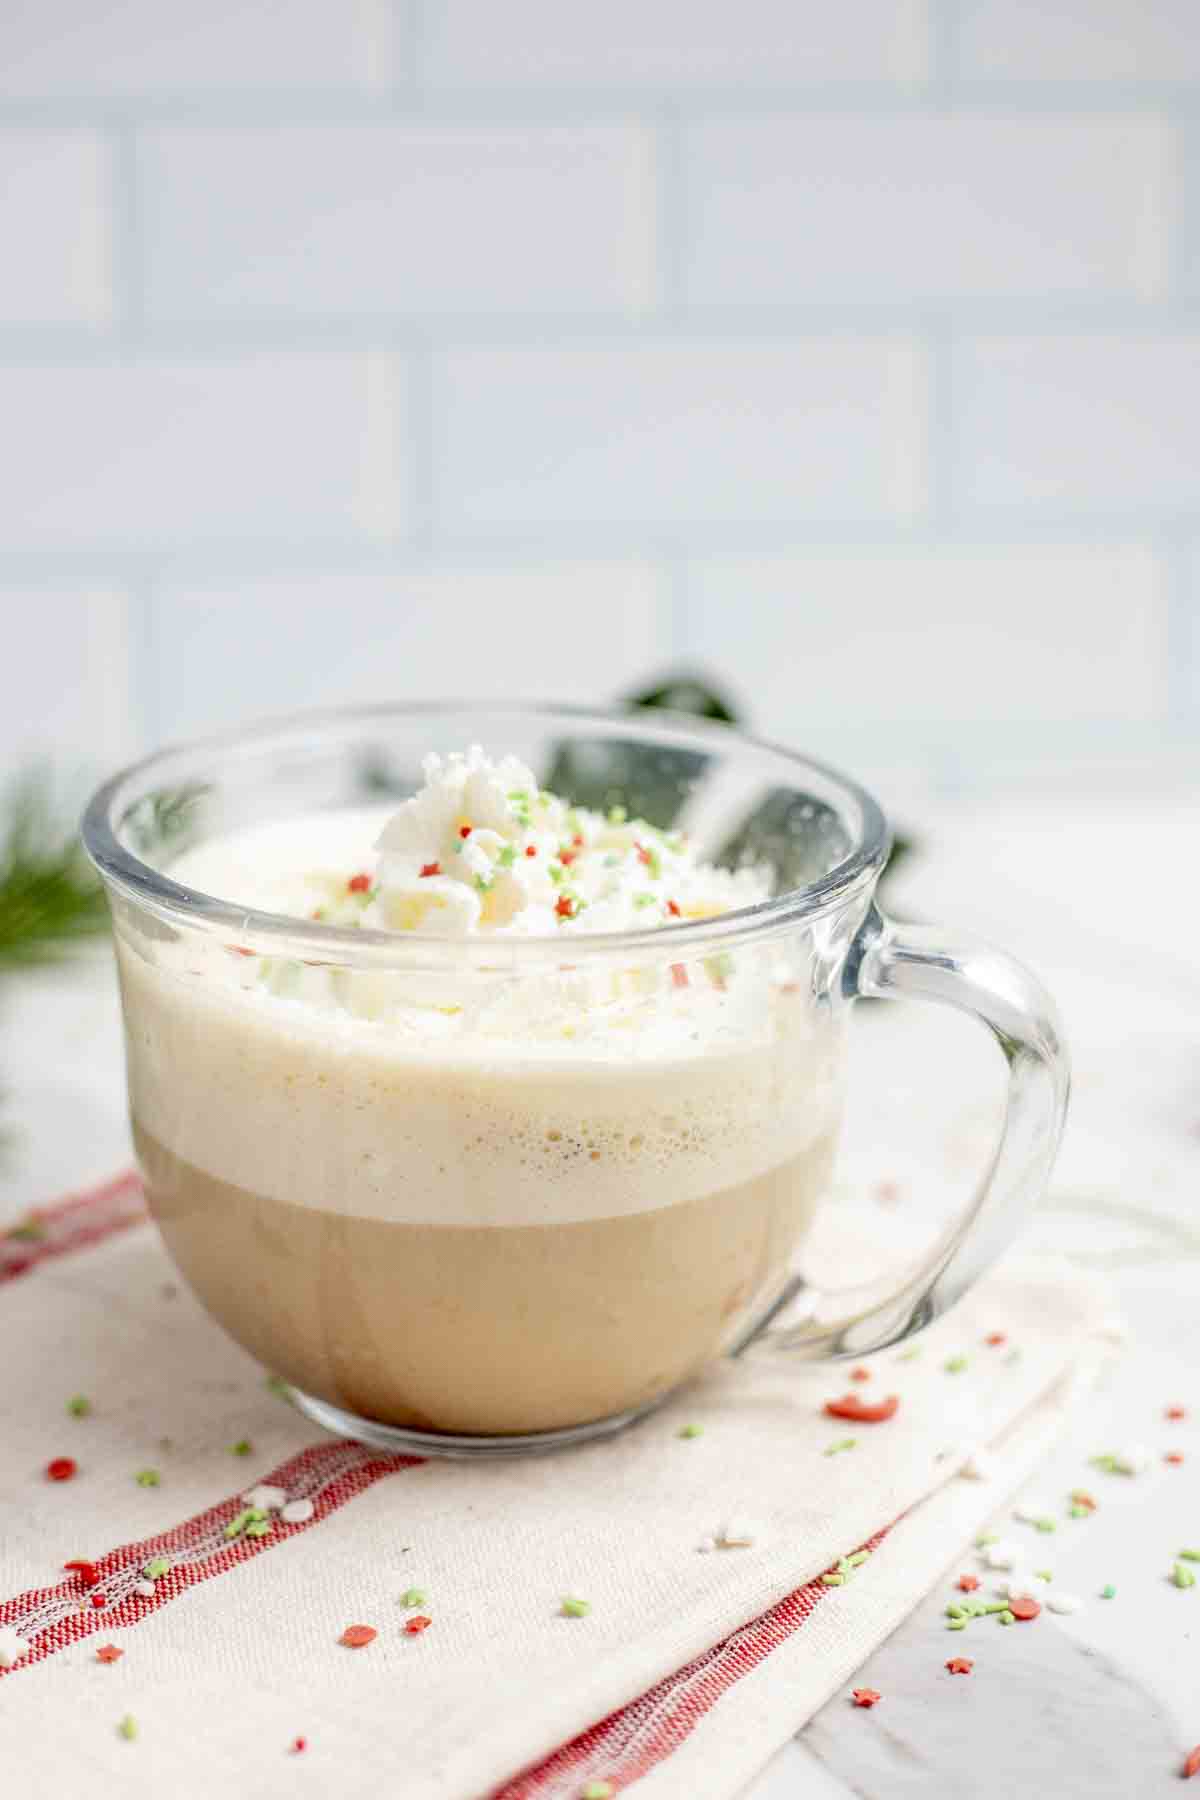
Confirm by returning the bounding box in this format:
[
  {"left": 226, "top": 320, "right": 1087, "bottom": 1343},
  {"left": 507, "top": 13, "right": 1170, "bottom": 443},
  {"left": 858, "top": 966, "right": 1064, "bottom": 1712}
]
[{"left": 733, "top": 903, "right": 1070, "bottom": 1361}]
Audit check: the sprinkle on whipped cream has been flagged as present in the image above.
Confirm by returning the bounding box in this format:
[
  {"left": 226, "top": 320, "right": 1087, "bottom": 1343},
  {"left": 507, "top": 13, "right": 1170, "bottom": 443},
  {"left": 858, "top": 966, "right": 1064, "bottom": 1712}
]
[{"left": 302, "top": 746, "right": 769, "bottom": 939}]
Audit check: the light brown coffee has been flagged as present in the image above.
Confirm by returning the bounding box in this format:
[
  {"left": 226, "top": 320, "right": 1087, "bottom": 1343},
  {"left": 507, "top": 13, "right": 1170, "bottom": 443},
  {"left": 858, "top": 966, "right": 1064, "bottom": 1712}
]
[{"left": 135, "top": 1121, "right": 834, "bottom": 1435}]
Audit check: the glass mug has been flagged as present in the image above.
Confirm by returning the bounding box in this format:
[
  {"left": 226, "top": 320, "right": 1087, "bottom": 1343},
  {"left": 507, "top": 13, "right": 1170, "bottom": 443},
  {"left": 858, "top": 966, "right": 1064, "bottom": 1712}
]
[{"left": 83, "top": 703, "right": 1068, "bottom": 1459}]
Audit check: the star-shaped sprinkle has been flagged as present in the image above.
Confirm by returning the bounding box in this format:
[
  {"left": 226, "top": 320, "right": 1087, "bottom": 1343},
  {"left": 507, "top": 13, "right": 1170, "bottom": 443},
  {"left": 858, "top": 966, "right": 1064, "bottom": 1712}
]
[
  {"left": 852, "top": 1687, "right": 882, "bottom": 1707},
  {"left": 95, "top": 1644, "right": 123, "bottom": 1664},
  {"left": 946, "top": 1657, "right": 974, "bottom": 1674}
]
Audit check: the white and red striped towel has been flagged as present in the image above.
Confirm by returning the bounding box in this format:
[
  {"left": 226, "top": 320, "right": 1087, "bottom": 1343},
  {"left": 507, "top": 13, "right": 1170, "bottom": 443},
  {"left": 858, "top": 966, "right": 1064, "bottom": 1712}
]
[{"left": 2, "top": 1176, "right": 1111, "bottom": 1798}]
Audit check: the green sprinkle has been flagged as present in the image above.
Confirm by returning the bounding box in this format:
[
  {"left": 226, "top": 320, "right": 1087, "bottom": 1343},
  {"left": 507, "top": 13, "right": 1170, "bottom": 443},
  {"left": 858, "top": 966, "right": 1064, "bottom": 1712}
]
[
  {"left": 583, "top": 1784, "right": 615, "bottom": 1800},
  {"left": 134, "top": 1468, "right": 160, "bottom": 1488},
  {"left": 67, "top": 1394, "right": 91, "bottom": 1417},
  {"left": 704, "top": 952, "right": 735, "bottom": 986},
  {"left": 678, "top": 1424, "right": 704, "bottom": 1440},
  {"left": 975, "top": 1532, "right": 999, "bottom": 1548},
  {"left": 1034, "top": 1517, "right": 1057, "bottom": 1534},
  {"left": 998, "top": 1609, "right": 1015, "bottom": 1625},
  {"left": 603, "top": 853, "right": 621, "bottom": 867},
  {"left": 7, "top": 1216, "right": 46, "bottom": 1242},
  {"left": 224, "top": 1508, "right": 253, "bottom": 1539},
  {"left": 946, "top": 1603, "right": 966, "bottom": 1620},
  {"left": 897, "top": 1345, "right": 922, "bottom": 1361},
  {"left": 497, "top": 844, "right": 517, "bottom": 868},
  {"left": 265, "top": 1374, "right": 292, "bottom": 1398},
  {"left": 118, "top": 1715, "right": 137, "bottom": 1742},
  {"left": 1034, "top": 1569, "right": 1053, "bottom": 1582},
  {"left": 846, "top": 1550, "right": 870, "bottom": 1568},
  {"left": 143, "top": 1558, "right": 170, "bottom": 1579},
  {"left": 643, "top": 845, "right": 662, "bottom": 880},
  {"left": 1179, "top": 1549, "right": 1200, "bottom": 1562},
  {"left": 548, "top": 863, "right": 565, "bottom": 885},
  {"left": 401, "top": 1587, "right": 428, "bottom": 1609},
  {"left": 824, "top": 1437, "right": 858, "bottom": 1456},
  {"left": 561, "top": 1597, "right": 591, "bottom": 1617},
  {"left": 1069, "top": 1504, "right": 1089, "bottom": 1519},
  {"left": 1090, "top": 1452, "right": 1120, "bottom": 1474},
  {"left": 944, "top": 1355, "right": 969, "bottom": 1374},
  {"left": 474, "top": 873, "right": 495, "bottom": 893},
  {"left": 820, "top": 1572, "right": 845, "bottom": 1586},
  {"left": 1100, "top": 1583, "right": 1116, "bottom": 1598},
  {"left": 245, "top": 1520, "right": 272, "bottom": 1538},
  {"left": 538, "top": 792, "right": 554, "bottom": 809},
  {"left": 946, "top": 1617, "right": 967, "bottom": 1630},
  {"left": 982, "top": 1602, "right": 1010, "bottom": 1614},
  {"left": 1171, "top": 1563, "right": 1196, "bottom": 1590},
  {"left": 565, "top": 809, "right": 582, "bottom": 834},
  {"left": 607, "top": 805, "right": 627, "bottom": 825},
  {"left": 229, "top": 1440, "right": 252, "bottom": 1457},
  {"left": 633, "top": 891, "right": 657, "bottom": 909}
]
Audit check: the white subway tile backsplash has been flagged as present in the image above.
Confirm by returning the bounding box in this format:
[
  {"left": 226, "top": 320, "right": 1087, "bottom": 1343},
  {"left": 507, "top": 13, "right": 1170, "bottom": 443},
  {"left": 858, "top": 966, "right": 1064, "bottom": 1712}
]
[
  {"left": 957, "top": 0, "right": 1200, "bottom": 84},
  {"left": 434, "top": 340, "right": 925, "bottom": 531},
  {"left": 952, "top": 335, "right": 1200, "bottom": 515},
  {"left": 145, "top": 563, "right": 667, "bottom": 741},
  {"left": 683, "top": 116, "right": 1169, "bottom": 307},
  {"left": 423, "top": 0, "right": 927, "bottom": 89},
  {"left": 0, "top": 355, "right": 405, "bottom": 550},
  {"left": 0, "top": 589, "right": 134, "bottom": 768},
  {"left": 0, "top": 131, "right": 111, "bottom": 326},
  {"left": 682, "top": 547, "right": 1167, "bottom": 730},
  {"left": 0, "top": 0, "right": 390, "bottom": 98},
  {"left": 138, "top": 124, "right": 656, "bottom": 323}
]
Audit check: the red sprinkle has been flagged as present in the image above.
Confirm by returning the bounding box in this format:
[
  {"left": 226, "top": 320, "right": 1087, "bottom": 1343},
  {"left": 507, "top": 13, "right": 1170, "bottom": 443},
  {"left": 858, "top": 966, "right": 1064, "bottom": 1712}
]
[
  {"left": 850, "top": 1366, "right": 872, "bottom": 1382},
  {"left": 45, "top": 1457, "right": 77, "bottom": 1482},
  {"left": 946, "top": 1657, "right": 974, "bottom": 1675},
  {"left": 1184, "top": 1746, "right": 1200, "bottom": 1780},
  {"left": 95, "top": 1644, "right": 123, "bottom": 1664},
  {"left": 1069, "top": 1490, "right": 1097, "bottom": 1510},
  {"left": 1167, "top": 1405, "right": 1187, "bottom": 1421},
  {"left": 635, "top": 842, "right": 652, "bottom": 867},
  {"left": 89, "top": 1593, "right": 107, "bottom": 1608},
  {"left": 572, "top": 833, "right": 584, "bottom": 847},
  {"left": 985, "top": 1332, "right": 1007, "bottom": 1347},
  {"left": 419, "top": 862, "right": 441, "bottom": 878},
  {"left": 524, "top": 845, "right": 537, "bottom": 857},
  {"left": 228, "top": 945, "right": 255, "bottom": 958},
  {"left": 404, "top": 1615, "right": 432, "bottom": 1636},
  {"left": 459, "top": 824, "right": 472, "bottom": 839},
  {"left": 339, "top": 1625, "right": 376, "bottom": 1649},
  {"left": 347, "top": 873, "right": 371, "bottom": 893},
  {"left": 64, "top": 1560, "right": 101, "bottom": 1588},
  {"left": 555, "top": 895, "right": 576, "bottom": 920},
  {"left": 957, "top": 1574, "right": 981, "bottom": 1593},
  {"left": 666, "top": 898, "right": 681, "bottom": 917},
  {"left": 824, "top": 1394, "right": 900, "bottom": 1424},
  {"left": 1008, "top": 1595, "right": 1041, "bottom": 1621},
  {"left": 558, "top": 849, "right": 576, "bottom": 866},
  {"left": 292, "top": 1737, "right": 308, "bottom": 1755},
  {"left": 851, "top": 1687, "right": 882, "bottom": 1708},
  {"left": 1166, "top": 1451, "right": 1185, "bottom": 1465},
  {"left": 670, "top": 963, "right": 689, "bottom": 989}
]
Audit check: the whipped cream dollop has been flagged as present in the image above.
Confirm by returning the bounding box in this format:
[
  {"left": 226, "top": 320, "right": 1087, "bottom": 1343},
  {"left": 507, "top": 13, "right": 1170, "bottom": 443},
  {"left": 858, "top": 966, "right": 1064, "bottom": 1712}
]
[{"left": 306, "top": 746, "right": 770, "bottom": 938}]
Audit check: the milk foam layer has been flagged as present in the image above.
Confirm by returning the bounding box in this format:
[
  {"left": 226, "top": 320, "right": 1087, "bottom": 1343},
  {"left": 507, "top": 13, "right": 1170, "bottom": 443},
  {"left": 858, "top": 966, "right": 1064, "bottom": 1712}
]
[{"left": 121, "top": 792, "right": 839, "bottom": 1229}]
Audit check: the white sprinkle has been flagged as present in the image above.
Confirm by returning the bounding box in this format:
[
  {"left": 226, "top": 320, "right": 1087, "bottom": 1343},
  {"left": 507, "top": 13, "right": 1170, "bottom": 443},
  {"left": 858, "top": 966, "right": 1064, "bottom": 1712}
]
[
  {"left": 242, "top": 1484, "right": 288, "bottom": 1512},
  {"left": 1012, "top": 1497, "right": 1055, "bottom": 1524},
  {"left": 983, "top": 1539, "right": 1023, "bottom": 1571},
  {"left": 716, "top": 1517, "right": 761, "bottom": 1548},
  {"left": 134, "top": 1580, "right": 156, "bottom": 1598},
  {"left": 960, "top": 1448, "right": 996, "bottom": 1481},
  {"left": 996, "top": 1576, "right": 1033, "bottom": 1599},
  {"left": 1045, "top": 1591, "right": 1084, "bottom": 1615},
  {"left": 279, "top": 1498, "right": 315, "bottom": 1525},
  {"left": 0, "top": 1627, "right": 29, "bottom": 1669},
  {"left": 1113, "top": 1444, "right": 1152, "bottom": 1476},
  {"left": 696, "top": 1535, "right": 717, "bottom": 1554}
]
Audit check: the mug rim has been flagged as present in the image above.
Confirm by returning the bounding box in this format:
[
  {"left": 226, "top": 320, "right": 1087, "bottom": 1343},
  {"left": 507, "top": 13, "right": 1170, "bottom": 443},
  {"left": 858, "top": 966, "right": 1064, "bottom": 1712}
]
[{"left": 81, "top": 699, "right": 891, "bottom": 968}]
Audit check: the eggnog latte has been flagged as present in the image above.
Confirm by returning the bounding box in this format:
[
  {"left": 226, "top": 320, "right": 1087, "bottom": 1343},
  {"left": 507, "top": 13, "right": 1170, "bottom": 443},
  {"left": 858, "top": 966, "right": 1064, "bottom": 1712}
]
[{"left": 122, "top": 751, "right": 842, "bottom": 1434}]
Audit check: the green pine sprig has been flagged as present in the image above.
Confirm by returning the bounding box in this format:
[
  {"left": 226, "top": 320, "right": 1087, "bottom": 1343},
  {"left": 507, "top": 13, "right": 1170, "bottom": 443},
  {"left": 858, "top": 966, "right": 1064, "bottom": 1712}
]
[{"left": 0, "top": 770, "right": 109, "bottom": 972}]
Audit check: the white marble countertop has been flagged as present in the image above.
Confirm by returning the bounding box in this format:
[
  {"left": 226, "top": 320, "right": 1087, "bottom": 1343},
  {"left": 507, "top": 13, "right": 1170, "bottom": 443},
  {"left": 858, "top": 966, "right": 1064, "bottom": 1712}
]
[{"left": 2, "top": 784, "right": 1198, "bottom": 1796}]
